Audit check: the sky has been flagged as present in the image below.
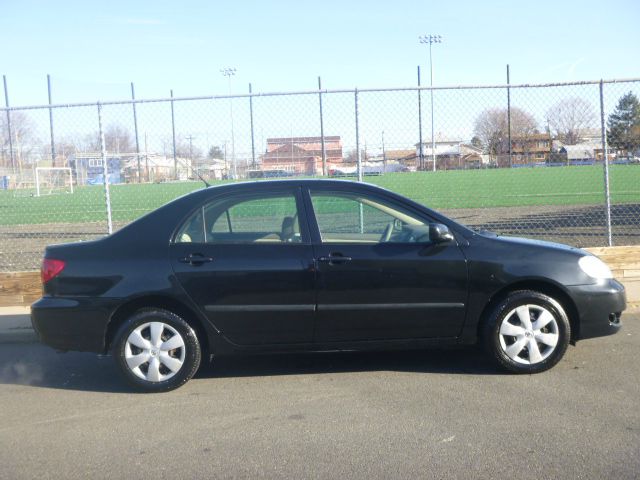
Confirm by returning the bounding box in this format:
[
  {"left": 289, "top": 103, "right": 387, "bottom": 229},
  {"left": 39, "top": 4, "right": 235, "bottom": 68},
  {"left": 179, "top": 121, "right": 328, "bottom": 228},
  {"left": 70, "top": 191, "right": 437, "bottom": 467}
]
[{"left": 2, "top": 0, "right": 639, "bottom": 106}]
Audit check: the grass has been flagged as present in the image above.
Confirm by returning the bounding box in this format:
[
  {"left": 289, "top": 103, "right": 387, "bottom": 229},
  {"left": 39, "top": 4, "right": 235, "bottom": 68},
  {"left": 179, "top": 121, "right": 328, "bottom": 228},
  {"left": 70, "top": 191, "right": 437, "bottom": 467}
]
[
  {"left": 0, "top": 165, "right": 638, "bottom": 226},
  {"left": 367, "top": 164, "right": 640, "bottom": 209}
]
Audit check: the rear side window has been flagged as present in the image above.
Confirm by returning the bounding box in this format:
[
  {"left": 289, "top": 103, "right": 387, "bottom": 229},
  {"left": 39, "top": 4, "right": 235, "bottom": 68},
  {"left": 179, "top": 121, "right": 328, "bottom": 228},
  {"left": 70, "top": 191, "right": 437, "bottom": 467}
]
[{"left": 175, "top": 193, "right": 303, "bottom": 244}]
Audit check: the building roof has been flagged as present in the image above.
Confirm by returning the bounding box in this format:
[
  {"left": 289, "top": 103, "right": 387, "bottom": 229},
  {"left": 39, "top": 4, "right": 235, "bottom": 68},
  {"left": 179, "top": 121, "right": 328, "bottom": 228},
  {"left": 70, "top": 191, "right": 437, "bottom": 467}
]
[
  {"left": 511, "top": 133, "right": 551, "bottom": 141},
  {"left": 561, "top": 143, "right": 600, "bottom": 159},
  {"left": 266, "top": 136, "right": 342, "bottom": 154},
  {"left": 385, "top": 149, "right": 417, "bottom": 160}
]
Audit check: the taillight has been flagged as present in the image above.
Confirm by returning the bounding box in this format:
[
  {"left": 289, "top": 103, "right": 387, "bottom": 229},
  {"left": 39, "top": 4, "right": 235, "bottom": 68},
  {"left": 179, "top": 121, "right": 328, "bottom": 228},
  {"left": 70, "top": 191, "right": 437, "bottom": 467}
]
[{"left": 41, "top": 258, "right": 66, "bottom": 284}]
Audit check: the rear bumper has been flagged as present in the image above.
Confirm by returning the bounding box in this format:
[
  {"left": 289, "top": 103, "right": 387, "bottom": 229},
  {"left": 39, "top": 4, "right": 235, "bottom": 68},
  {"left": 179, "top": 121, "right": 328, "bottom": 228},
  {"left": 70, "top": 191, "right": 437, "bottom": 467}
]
[
  {"left": 567, "top": 279, "right": 626, "bottom": 340},
  {"left": 31, "top": 296, "right": 114, "bottom": 353}
]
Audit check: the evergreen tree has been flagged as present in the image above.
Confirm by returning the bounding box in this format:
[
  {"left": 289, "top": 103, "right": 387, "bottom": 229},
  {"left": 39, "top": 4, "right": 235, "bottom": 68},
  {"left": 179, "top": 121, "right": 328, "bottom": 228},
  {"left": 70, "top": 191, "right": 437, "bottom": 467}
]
[
  {"left": 607, "top": 92, "right": 640, "bottom": 154},
  {"left": 208, "top": 145, "right": 224, "bottom": 160}
]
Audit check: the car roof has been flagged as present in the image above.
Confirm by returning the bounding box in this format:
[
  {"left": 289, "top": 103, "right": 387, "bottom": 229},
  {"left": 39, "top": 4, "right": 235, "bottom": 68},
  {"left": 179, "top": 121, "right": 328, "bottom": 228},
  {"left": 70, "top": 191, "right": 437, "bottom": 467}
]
[{"left": 204, "top": 178, "right": 393, "bottom": 193}]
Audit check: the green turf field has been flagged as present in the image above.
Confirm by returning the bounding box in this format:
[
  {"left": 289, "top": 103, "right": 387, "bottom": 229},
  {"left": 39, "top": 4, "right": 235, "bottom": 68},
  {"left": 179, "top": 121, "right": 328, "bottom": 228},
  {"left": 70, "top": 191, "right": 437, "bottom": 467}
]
[{"left": 0, "top": 165, "right": 638, "bottom": 226}]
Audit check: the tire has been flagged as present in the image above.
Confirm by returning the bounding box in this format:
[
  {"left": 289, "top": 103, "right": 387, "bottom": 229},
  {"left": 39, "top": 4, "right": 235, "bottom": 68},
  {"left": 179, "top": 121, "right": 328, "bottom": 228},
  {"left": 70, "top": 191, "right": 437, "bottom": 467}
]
[
  {"left": 113, "top": 308, "right": 202, "bottom": 392},
  {"left": 482, "top": 290, "right": 570, "bottom": 374}
]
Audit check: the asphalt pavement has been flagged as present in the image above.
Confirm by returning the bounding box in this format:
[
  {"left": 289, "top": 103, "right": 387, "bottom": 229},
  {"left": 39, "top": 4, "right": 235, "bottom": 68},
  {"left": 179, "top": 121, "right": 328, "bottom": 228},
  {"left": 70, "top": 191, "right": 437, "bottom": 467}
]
[{"left": 0, "top": 314, "right": 638, "bottom": 479}]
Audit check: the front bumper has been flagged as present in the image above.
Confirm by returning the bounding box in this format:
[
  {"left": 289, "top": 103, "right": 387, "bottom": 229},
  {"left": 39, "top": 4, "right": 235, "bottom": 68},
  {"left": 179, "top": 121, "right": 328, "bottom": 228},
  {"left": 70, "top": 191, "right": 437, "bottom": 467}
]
[
  {"left": 31, "top": 296, "right": 114, "bottom": 353},
  {"left": 567, "top": 279, "right": 626, "bottom": 341}
]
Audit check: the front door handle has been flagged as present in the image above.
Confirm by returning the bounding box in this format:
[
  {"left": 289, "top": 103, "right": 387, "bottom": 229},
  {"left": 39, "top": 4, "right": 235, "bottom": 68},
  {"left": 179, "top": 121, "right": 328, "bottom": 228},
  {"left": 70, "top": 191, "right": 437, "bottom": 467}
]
[
  {"left": 179, "top": 253, "right": 214, "bottom": 266},
  {"left": 317, "top": 253, "right": 352, "bottom": 265}
]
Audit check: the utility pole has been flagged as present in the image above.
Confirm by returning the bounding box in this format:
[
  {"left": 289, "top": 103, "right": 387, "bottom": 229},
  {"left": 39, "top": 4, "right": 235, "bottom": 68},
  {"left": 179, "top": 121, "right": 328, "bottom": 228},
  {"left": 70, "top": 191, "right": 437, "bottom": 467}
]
[
  {"left": 417, "top": 66, "right": 424, "bottom": 170},
  {"left": 220, "top": 67, "right": 237, "bottom": 179},
  {"left": 3, "top": 75, "right": 15, "bottom": 172},
  {"left": 47, "top": 74, "right": 56, "bottom": 165},
  {"left": 131, "top": 82, "right": 141, "bottom": 182},
  {"left": 186, "top": 134, "right": 195, "bottom": 178},
  {"left": 170, "top": 89, "right": 177, "bottom": 179},
  {"left": 507, "top": 64, "right": 512, "bottom": 168},
  {"left": 144, "top": 132, "right": 150, "bottom": 182},
  {"left": 419, "top": 34, "right": 442, "bottom": 172},
  {"left": 382, "top": 131, "right": 387, "bottom": 172}
]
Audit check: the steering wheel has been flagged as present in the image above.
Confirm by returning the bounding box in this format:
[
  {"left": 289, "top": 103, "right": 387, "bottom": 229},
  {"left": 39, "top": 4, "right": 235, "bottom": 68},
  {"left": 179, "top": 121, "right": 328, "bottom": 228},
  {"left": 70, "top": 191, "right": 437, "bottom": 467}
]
[{"left": 380, "top": 222, "right": 394, "bottom": 242}]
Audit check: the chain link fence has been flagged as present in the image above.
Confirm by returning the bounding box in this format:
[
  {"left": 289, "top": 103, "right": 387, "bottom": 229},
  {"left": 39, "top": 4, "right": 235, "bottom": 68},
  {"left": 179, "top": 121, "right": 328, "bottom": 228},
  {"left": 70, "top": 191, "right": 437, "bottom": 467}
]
[{"left": 1, "top": 78, "right": 639, "bottom": 271}]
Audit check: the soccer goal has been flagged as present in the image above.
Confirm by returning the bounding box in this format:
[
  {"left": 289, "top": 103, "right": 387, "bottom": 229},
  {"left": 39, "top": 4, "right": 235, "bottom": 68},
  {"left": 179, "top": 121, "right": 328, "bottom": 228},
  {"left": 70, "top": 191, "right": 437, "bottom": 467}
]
[{"left": 35, "top": 167, "right": 74, "bottom": 197}]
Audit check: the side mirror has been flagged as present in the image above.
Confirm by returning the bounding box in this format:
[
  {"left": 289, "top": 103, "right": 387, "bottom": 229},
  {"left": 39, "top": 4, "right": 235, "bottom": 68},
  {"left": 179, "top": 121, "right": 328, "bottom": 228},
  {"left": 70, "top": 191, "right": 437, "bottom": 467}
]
[{"left": 429, "top": 223, "right": 455, "bottom": 244}]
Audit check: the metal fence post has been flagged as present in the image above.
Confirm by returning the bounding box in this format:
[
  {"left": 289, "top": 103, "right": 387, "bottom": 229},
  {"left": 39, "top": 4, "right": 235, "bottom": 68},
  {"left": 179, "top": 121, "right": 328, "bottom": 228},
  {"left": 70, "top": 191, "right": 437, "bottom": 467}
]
[
  {"left": 599, "top": 80, "right": 613, "bottom": 246},
  {"left": 249, "top": 83, "right": 256, "bottom": 169},
  {"left": 430, "top": 79, "right": 436, "bottom": 172},
  {"left": 97, "top": 103, "right": 113, "bottom": 234},
  {"left": 170, "top": 89, "right": 178, "bottom": 180},
  {"left": 417, "top": 66, "right": 424, "bottom": 171},
  {"left": 507, "top": 65, "right": 512, "bottom": 168},
  {"left": 355, "top": 88, "right": 362, "bottom": 182},
  {"left": 318, "top": 76, "right": 327, "bottom": 176},
  {"left": 131, "top": 82, "right": 141, "bottom": 183},
  {"left": 3, "top": 75, "right": 15, "bottom": 173},
  {"left": 47, "top": 74, "right": 56, "bottom": 165}
]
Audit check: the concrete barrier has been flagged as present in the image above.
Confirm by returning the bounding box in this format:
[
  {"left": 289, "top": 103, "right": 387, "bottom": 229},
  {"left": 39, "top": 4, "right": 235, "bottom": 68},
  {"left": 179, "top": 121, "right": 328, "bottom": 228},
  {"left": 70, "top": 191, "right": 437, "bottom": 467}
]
[{"left": 0, "top": 306, "right": 37, "bottom": 344}]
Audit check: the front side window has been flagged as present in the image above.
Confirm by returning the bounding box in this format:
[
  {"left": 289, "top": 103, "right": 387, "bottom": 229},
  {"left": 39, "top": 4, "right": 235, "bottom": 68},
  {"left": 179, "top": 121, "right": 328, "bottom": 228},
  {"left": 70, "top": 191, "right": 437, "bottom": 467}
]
[
  {"left": 309, "top": 191, "right": 431, "bottom": 244},
  {"left": 176, "top": 193, "right": 302, "bottom": 244}
]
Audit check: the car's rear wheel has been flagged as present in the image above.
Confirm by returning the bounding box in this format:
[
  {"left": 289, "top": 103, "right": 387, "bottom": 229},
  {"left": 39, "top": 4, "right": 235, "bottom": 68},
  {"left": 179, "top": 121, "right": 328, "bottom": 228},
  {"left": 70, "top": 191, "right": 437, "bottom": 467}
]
[
  {"left": 483, "top": 290, "right": 570, "bottom": 373},
  {"left": 113, "top": 309, "right": 201, "bottom": 392}
]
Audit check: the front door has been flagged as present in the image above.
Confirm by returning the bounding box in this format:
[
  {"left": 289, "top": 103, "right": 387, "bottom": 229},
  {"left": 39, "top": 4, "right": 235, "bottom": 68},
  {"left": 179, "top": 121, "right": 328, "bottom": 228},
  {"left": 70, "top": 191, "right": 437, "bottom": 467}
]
[
  {"left": 307, "top": 188, "right": 468, "bottom": 342},
  {"left": 170, "top": 188, "right": 316, "bottom": 345}
]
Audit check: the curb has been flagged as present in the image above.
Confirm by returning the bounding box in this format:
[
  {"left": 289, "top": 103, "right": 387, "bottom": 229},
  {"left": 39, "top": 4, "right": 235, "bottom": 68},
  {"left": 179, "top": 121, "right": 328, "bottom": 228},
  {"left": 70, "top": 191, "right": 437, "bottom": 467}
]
[{"left": 0, "top": 306, "right": 37, "bottom": 344}]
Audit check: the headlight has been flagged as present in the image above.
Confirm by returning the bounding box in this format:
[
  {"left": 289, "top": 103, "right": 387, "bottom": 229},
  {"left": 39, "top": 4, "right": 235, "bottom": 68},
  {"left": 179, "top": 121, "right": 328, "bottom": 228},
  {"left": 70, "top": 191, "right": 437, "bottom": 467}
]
[{"left": 578, "top": 255, "right": 613, "bottom": 279}]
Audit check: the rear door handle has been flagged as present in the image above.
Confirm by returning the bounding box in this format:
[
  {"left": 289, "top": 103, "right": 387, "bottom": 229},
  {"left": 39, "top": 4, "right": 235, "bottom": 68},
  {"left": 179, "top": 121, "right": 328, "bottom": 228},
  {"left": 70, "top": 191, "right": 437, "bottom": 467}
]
[
  {"left": 317, "top": 254, "right": 352, "bottom": 265},
  {"left": 179, "top": 253, "right": 214, "bottom": 266}
]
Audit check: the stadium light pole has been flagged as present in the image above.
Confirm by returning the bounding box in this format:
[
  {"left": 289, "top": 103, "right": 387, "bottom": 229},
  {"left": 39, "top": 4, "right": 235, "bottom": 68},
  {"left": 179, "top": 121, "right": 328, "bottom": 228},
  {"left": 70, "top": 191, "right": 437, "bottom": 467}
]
[
  {"left": 419, "top": 34, "right": 442, "bottom": 172},
  {"left": 220, "top": 67, "right": 237, "bottom": 179}
]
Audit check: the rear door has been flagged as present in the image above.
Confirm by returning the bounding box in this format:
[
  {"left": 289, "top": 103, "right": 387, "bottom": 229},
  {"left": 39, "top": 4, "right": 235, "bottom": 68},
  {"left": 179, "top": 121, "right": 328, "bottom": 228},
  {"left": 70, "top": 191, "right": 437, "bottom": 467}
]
[
  {"left": 306, "top": 187, "right": 468, "bottom": 342},
  {"left": 170, "top": 186, "right": 316, "bottom": 345}
]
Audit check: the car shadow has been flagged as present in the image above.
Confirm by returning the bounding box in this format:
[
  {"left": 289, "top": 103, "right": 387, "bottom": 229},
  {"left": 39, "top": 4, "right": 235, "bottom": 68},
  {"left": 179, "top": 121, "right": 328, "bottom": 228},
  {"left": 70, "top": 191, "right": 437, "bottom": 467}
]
[
  {"left": 197, "top": 348, "right": 500, "bottom": 380},
  {"left": 0, "top": 343, "right": 502, "bottom": 393}
]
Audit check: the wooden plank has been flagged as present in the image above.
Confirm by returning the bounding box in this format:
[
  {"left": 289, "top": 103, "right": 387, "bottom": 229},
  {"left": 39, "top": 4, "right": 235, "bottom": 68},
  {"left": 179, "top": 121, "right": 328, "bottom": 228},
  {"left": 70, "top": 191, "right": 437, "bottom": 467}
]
[
  {"left": 0, "top": 272, "right": 41, "bottom": 298},
  {"left": 0, "top": 271, "right": 41, "bottom": 307},
  {"left": 22, "top": 294, "right": 40, "bottom": 306},
  {"left": 622, "top": 279, "right": 640, "bottom": 302},
  {"left": 624, "top": 270, "right": 640, "bottom": 278},
  {"left": 0, "top": 294, "right": 30, "bottom": 307},
  {"left": 585, "top": 245, "right": 640, "bottom": 271},
  {"left": 586, "top": 246, "right": 640, "bottom": 256}
]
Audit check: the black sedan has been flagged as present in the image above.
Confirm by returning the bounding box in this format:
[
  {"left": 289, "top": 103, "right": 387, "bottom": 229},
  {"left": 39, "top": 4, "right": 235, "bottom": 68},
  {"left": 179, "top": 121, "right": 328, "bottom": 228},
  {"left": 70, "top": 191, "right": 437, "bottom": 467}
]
[{"left": 32, "top": 180, "right": 626, "bottom": 391}]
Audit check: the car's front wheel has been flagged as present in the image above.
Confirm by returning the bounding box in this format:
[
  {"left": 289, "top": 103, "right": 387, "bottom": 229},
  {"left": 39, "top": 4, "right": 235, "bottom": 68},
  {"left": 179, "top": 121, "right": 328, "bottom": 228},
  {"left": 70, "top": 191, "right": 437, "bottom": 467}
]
[
  {"left": 483, "top": 290, "right": 571, "bottom": 373},
  {"left": 113, "top": 309, "right": 201, "bottom": 392}
]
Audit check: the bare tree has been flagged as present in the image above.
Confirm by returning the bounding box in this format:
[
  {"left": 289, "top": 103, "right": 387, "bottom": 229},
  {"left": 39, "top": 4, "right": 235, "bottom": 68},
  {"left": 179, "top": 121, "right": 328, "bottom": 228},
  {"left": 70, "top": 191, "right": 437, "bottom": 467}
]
[
  {"left": 473, "top": 107, "right": 538, "bottom": 157},
  {"left": 174, "top": 138, "right": 202, "bottom": 160},
  {"left": 343, "top": 148, "right": 369, "bottom": 163},
  {"left": 103, "top": 124, "right": 134, "bottom": 152},
  {"left": 53, "top": 136, "right": 79, "bottom": 167},
  {"left": 546, "top": 97, "right": 596, "bottom": 145},
  {"left": 0, "top": 111, "right": 38, "bottom": 168},
  {"left": 81, "top": 124, "right": 135, "bottom": 153}
]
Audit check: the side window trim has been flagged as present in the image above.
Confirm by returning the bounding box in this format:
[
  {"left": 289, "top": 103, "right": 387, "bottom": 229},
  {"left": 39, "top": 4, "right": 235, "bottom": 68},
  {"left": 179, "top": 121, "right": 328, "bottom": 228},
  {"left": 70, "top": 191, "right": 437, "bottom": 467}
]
[
  {"left": 202, "top": 206, "right": 208, "bottom": 243},
  {"left": 306, "top": 187, "right": 436, "bottom": 245},
  {"left": 173, "top": 187, "right": 310, "bottom": 245},
  {"left": 225, "top": 209, "right": 233, "bottom": 233}
]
